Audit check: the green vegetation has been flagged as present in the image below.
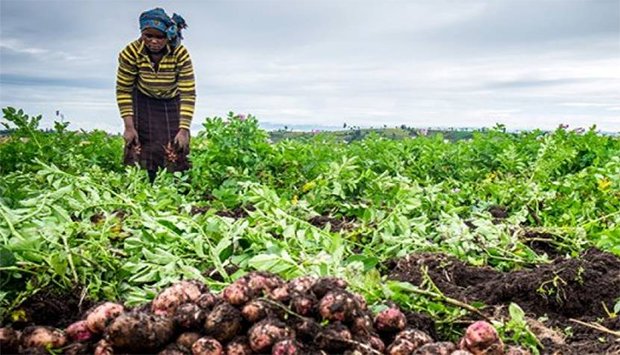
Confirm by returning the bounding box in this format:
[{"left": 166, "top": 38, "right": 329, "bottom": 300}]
[{"left": 1, "top": 108, "right": 619, "bottom": 350}]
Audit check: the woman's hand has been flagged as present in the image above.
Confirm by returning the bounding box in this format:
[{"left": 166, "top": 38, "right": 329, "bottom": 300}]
[
  {"left": 174, "top": 128, "right": 190, "bottom": 153},
  {"left": 123, "top": 126, "right": 139, "bottom": 146},
  {"left": 123, "top": 116, "right": 139, "bottom": 146}
]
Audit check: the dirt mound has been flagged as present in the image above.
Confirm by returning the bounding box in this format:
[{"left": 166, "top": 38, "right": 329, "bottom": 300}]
[
  {"left": 5, "top": 287, "right": 93, "bottom": 330},
  {"left": 386, "top": 248, "right": 620, "bottom": 354}
]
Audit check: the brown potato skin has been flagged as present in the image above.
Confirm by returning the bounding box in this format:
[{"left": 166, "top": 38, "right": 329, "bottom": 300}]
[
  {"left": 0, "top": 327, "right": 20, "bottom": 353},
  {"left": 105, "top": 312, "right": 175, "bottom": 353},
  {"left": 191, "top": 337, "right": 223, "bottom": 355},
  {"left": 85, "top": 302, "right": 124, "bottom": 333},
  {"left": 204, "top": 303, "right": 243, "bottom": 343},
  {"left": 21, "top": 326, "right": 67, "bottom": 349}
]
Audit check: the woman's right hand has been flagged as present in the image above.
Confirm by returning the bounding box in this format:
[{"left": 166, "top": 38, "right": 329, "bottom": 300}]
[
  {"left": 122, "top": 115, "right": 139, "bottom": 146},
  {"left": 123, "top": 126, "right": 139, "bottom": 146}
]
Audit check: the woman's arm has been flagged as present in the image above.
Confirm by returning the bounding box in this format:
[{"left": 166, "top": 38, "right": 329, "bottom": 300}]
[
  {"left": 116, "top": 44, "right": 138, "bottom": 122},
  {"left": 176, "top": 46, "right": 196, "bottom": 131}
]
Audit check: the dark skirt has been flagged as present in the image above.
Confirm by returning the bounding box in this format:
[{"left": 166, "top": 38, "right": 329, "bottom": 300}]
[{"left": 124, "top": 90, "right": 190, "bottom": 172}]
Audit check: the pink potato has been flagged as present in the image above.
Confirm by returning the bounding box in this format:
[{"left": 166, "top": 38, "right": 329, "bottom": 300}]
[
  {"left": 21, "top": 326, "right": 67, "bottom": 349},
  {"left": 192, "top": 337, "right": 223, "bottom": 355},
  {"left": 152, "top": 280, "right": 205, "bottom": 316},
  {"left": 65, "top": 320, "right": 93, "bottom": 342},
  {"left": 374, "top": 306, "right": 407, "bottom": 333},
  {"left": 459, "top": 321, "right": 504, "bottom": 355},
  {"left": 85, "top": 302, "right": 124, "bottom": 333}
]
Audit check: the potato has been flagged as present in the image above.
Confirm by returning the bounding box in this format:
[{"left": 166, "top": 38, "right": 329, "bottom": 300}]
[
  {"left": 243, "top": 271, "right": 285, "bottom": 295},
  {"left": 225, "top": 336, "right": 253, "bottom": 355},
  {"left": 21, "top": 326, "right": 67, "bottom": 349},
  {"left": 0, "top": 327, "right": 20, "bottom": 353},
  {"left": 315, "top": 322, "right": 352, "bottom": 352},
  {"left": 386, "top": 338, "right": 418, "bottom": 355},
  {"left": 413, "top": 341, "right": 456, "bottom": 355},
  {"left": 65, "top": 320, "right": 93, "bottom": 342},
  {"left": 93, "top": 339, "right": 113, "bottom": 355},
  {"left": 105, "top": 312, "right": 175, "bottom": 352},
  {"left": 272, "top": 339, "right": 303, "bottom": 355},
  {"left": 192, "top": 337, "right": 223, "bottom": 355},
  {"left": 268, "top": 285, "right": 290, "bottom": 302},
  {"left": 204, "top": 302, "right": 243, "bottom": 343},
  {"left": 318, "top": 290, "right": 361, "bottom": 323},
  {"left": 85, "top": 302, "right": 124, "bottom": 333},
  {"left": 459, "top": 321, "right": 504, "bottom": 355},
  {"left": 374, "top": 306, "right": 407, "bottom": 333},
  {"left": 248, "top": 318, "right": 294, "bottom": 353},
  {"left": 394, "top": 328, "right": 433, "bottom": 349},
  {"left": 287, "top": 276, "right": 318, "bottom": 294},
  {"left": 196, "top": 292, "right": 219, "bottom": 310},
  {"left": 351, "top": 314, "right": 376, "bottom": 336},
  {"left": 311, "top": 277, "right": 348, "bottom": 298},
  {"left": 242, "top": 299, "right": 271, "bottom": 323},
  {"left": 152, "top": 280, "right": 205, "bottom": 316},
  {"left": 176, "top": 332, "right": 202, "bottom": 351},
  {"left": 451, "top": 351, "right": 474, "bottom": 355},
  {"left": 222, "top": 281, "right": 253, "bottom": 305},
  {"left": 505, "top": 346, "right": 531, "bottom": 355},
  {"left": 290, "top": 293, "right": 317, "bottom": 316},
  {"left": 174, "top": 302, "right": 206, "bottom": 329}
]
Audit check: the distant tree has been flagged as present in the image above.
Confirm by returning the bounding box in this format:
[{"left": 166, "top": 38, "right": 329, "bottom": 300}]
[
  {"left": 284, "top": 125, "right": 288, "bottom": 131},
  {"left": 343, "top": 123, "right": 347, "bottom": 129}
]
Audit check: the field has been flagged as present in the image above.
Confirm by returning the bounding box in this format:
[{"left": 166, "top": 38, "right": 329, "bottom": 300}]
[{"left": 1, "top": 107, "right": 619, "bottom": 354}]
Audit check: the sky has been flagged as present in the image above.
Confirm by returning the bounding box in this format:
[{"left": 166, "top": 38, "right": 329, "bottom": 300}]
[{"left": 1, "top": 0, "right": 619, "bottom": 133}]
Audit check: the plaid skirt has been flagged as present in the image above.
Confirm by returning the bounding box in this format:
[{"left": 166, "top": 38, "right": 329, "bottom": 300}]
[{"left": 123, "top": 90, "right": 190, "bottom": 172}]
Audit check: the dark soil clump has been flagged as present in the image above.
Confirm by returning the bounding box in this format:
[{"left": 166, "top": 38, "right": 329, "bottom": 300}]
[
  {"left": 4, "top": 287, "right": 93, "bottom": 329},
  {"left": 308, "top": 214, "right": 354, "bottom": 232},
  {"left": 386, "top": 248, "right": 620, "bottom": 354}
]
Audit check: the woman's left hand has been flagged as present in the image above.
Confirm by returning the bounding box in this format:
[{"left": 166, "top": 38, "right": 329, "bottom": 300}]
[{"left": 174, "top": 128, "right": 190, "bottom": 153}]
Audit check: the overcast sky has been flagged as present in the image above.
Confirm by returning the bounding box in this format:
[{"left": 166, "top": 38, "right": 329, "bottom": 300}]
[{"left": 1, "top": 0, "right": 619, "bottom": 133}]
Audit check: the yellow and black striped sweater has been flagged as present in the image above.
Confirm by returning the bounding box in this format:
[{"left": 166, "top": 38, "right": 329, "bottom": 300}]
[{"left": 116, "top": 40, "right": 196, "bottom": 130}]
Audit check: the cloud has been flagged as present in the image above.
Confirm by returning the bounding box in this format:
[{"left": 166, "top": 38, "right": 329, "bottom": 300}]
[{"left": 1, "top": 0, "right": 619, "bottom": 133}]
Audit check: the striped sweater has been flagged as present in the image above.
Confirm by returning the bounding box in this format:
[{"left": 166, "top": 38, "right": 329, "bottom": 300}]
[{"left": 116, "top": 40, "right": 196, "bottom": 130}]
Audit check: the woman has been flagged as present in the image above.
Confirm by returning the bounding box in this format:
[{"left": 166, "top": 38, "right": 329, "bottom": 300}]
[{"left": 116, "top": 8, "right": 196, "bottom": 182}]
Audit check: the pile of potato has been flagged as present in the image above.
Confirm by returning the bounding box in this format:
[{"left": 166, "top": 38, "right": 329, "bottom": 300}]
[{"left": 0, "top": 272, "right": 530, "bottom": 354}]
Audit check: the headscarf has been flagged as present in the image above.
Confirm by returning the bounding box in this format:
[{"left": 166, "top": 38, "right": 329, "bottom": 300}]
[{"left": 139, "top": 8, "right": 187, "bottom": 48}]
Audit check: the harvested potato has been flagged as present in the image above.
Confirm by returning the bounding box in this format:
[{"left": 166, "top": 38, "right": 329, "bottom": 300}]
[
  {"left": 374, "top": 306, "right": 407, "bottom": 333},
  {"left": 272, "top": 338, "right": 303, "bottom": 355},
  {"left": 225, "top": 336, "right": 253, "bottom": 355},
  {"left": 505, "top": 345, "right": 531, "bottom": 355},
  {"left": 204, "top": 302, "right": 243, "bottom": 343},
  {"left": 105, "top": 312, "right": 175, "bottom": 353},
  {"left": 315, "top": 322, "right": 352, "bottom": 352},
  {"left": 311, "top": 277, "right": 348, "bottom": 298},
  {"left": 222, "top": 281, "right": 253, "bottom": 305},
  {"left": 248, "top": 318, "right": 294, "bottom": 353},
  {"left": 319, "top": 290, "right": 361, "bottom": 323},
  {"left": 192, "top": 337, "right": 223, "bottom": 355},
  {"left": 413, "top": 341, "right": 456, "bottom": 355},
  {"left": 21, "top": 326, "right": 67, "bottom": 349},
  {"left": 65, "top": 320, "right": 93, "bottom": 342},
  {"left": 459, "top": 321, "right": 504, "bottom": 355},
  {"left": 290, "top": 293, "right": 317, "bottom": 316},
  {"left": 395, "top": 328, "right": 434, "bottom": 349},
  {"left": 152, "top": 280, "right": 205, "bottom": 316},
  {"left": 174, "top": 303, "right": 206, "bottom": 329},
  {"left": 243, "top": 271, "right": 285, "bottom": 295},
  {"left": 93, "top": 339, "right": 114, "bottom": 355},
  {"left": 176, "top": 332, "right": 202, "bottom": 351},
  {"left": 85, "top": 302, "right": 124, "bottom": 333},
  {"left": 0, "top": 327, "right": 20, "bottom": 353}
]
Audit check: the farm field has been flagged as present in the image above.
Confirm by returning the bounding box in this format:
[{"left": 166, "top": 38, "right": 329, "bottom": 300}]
[{"left": 1, "top": 108, "right": 619, "bottom": 354}]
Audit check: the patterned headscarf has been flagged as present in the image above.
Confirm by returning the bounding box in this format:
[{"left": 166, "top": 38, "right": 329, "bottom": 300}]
[{"left": 139, "top": 8, "right": 187, "bottom": 47}]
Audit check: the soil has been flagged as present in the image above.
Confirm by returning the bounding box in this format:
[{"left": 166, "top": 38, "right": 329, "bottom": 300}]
[
  {"left": 308, "top": 214, "right": 354, "bottom": 232},
  {"left": 3, "top": 287, "right": 93, "bottom": 330},
  {"left": 385, "top": 248, "right": 620, "bottom": 354}
]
